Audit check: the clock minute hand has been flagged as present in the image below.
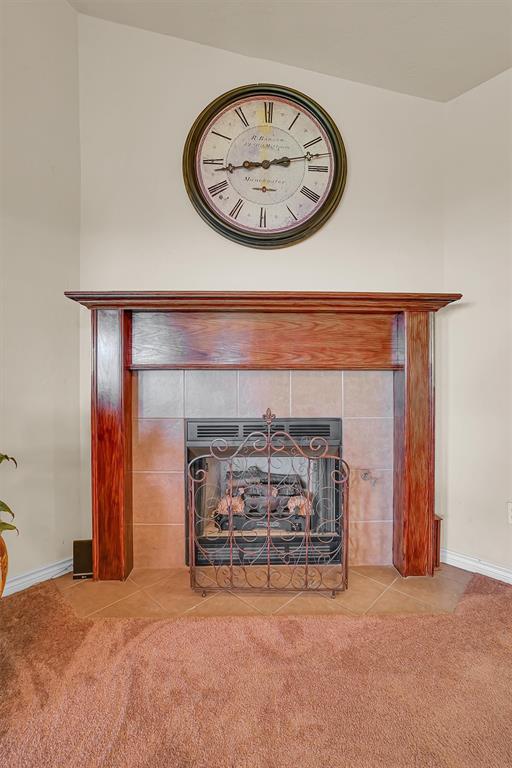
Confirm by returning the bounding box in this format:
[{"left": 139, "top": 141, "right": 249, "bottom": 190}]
[
  {"left": 214, "top": 152, "right": 331, "bottom": 173},
  {"left": 270, "top": 152, "right": 331, "bottom": 166}
]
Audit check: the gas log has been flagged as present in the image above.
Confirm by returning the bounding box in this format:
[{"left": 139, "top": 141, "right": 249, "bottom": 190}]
[{"left": 215, "top": 465, "right": 312, "bottom": 531}]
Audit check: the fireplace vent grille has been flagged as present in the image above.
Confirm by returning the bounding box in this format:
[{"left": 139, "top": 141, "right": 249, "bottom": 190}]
[
  {"left": 195, "top": 424, "right": 239, "bottom": 440},
  {"left": 289, "top": 423, "right": 331, "bottom": 438},
  {"left": 242, "top": 423, "right": 285, "bottom": 437},
  {"left": 187, "top": 418, "right": 341, "bottom": 446}
]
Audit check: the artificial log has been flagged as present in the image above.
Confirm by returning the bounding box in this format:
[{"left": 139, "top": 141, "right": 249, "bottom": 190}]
[{"left": 217, "top": 493, "right": 245, "bottom": 516}]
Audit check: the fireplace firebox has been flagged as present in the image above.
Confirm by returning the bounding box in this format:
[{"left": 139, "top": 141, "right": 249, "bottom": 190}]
[{"left": 186, "top": 409, "right": 349, "bottom": 595}]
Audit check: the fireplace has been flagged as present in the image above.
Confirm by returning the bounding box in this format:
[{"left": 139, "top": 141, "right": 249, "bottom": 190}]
[
  {"left": 65, "top": 291, "right": 462, "bottom": 581},
  {"left": 187, "top": 410, "right": 348, "bottom": 594}
]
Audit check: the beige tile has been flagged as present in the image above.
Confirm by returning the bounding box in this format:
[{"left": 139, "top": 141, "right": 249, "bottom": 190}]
[
  {"left": 92, "top": 590, "right": 170, "bottom": 618},
  {"left": 319, "top": 570, "right": 386, "bottom": 614},
  {"left": 133, "top": 472, "right": 184, "bottom": 524},
  {"left": 185, "top": 592, "right": 259, "bottom": 616},
  {"left": 137, "top": 370, "right": 184, "bottom": 418},
  {"left": 63, "top": 579, "right": 140, "bottom": 617},
  {"left": 391, "top": 572, "right": 467, "bottom": 612},
  {"left": 145, "top": 572, "right": 210, "bottom": 613},
  {"left": 52, "top": 572, "right": 82, "bottom": 591},
  {"left": 191, "top": 565, "right": 268, "bottom": 591},
  {"left": 349, "top": 469, "right": 393, "bottom": 521},
  {"left": 351, "top": 565, "right": 399, "bottom": 586},
  {"left": 342, "top": 418, "right": 393, "bottom": 469},
  {"left": 366, "top": 588, "right": 446, "bottom": 615},
  {"left": 211, "top": 566, "right": 345, "bottom": 593},
  {"left": 437, "top": 563, "right": 473, "bottom": 585},
  {"left": 307, "top": 566, "right": 346, "bottom": 591},
  {"left": 133, "top": 524, "right": 185, "bottom": 568},
  {"left": 149, "top": 590, "right": 213, "bottom": 615},
  {"left": 343, "top": 371, "right": 393, "bottom": 417},
  {"left": 275, "top": 592, "right": 354, "bottom": 616},
  {"left": 128, "top": 568, "right": 176, "bottom": 588},
  {"left": 238, "top": 371, "right": 290, "bottom": 418},
  {"left": 273, "top": 566, "right": 345, "bottom": 591},
  {"left": 155, "top": 567, "right": 192, "bottom": 590},
  {"left": 349, "top": 521, "right": 393, "bottom": 565},
  {"left": 132, "top": 418, "right": 184, "bottom": 471},
  {"left": 236, "top": 591, "right": 299, "bottom": 615},
  {"left": 290, "top": 371, "right": 342, "bottom": 417},
  {"left": 185, "top": 371, "right": 237, "bottom": 417},
  {"left": 191, "top": 567, "right": 221, "bottom": 589}
]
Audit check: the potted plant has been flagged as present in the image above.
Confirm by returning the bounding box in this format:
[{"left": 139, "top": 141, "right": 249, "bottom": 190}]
[{"left": 0, "top": 453, "right": 18, "bottom": 597}]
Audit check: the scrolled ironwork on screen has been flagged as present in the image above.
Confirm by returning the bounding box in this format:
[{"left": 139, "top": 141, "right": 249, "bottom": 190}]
[{"left": 187, "top": 408, "right": 349, "bottom": 597}]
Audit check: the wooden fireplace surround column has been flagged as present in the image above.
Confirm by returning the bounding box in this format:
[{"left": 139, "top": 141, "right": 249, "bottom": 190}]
[{"left": 66, "top": 291, "right": 461, "bottom": 581}]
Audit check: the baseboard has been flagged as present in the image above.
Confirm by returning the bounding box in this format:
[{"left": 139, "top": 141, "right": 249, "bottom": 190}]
[
  {"left": 441, "top": 548, "right": 512, "bottom": 586},
  {"left": 3, "top": 557, "right": 73, "bottom": 597}
]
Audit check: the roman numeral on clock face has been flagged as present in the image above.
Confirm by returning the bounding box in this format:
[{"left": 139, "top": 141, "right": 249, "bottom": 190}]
[
  {"left": 259, "top": 207, "right": 267, "bottom": 227},
  {"left": 211, "top": 130, "right": 232, "bottom": 141},
  {"left": 203, "top": 158, "right": 224, "bottom": 165},
  {"left": 235, "top": 107, "right": 249, "bottom": 127},
  {"left": 300, "top": 186, "right": 320, "bottom": 203},
  {"left": 308, "top": 165, "right": 328, "bottom": 173},
  {"left": 264, "top": 101, "right": 273, "bottom": 123},
  {"left": 208, "top": 180, "right": 228, "bottom": 197},
  {"left": 229, "top": 198, "right": 244, "bottom": 219},
  {"left": 288, "top": 112, "right": 300, "bottom": 131},
  {"left": 303, "top": 136, "right": 322, "bottom": 149}
]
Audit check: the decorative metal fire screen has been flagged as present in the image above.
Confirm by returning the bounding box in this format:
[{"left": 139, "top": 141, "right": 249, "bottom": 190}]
[{"left": 187, "top": 409, "right": 349, "bottom": 596}]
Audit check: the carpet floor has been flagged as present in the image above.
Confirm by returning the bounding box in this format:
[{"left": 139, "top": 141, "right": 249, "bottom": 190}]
[{"left": 1, "top": 574, "right": 511, "bottom": 768}]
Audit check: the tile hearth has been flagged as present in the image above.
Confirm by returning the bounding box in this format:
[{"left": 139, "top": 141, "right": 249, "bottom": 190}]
[{"left": 54, "top": 565, "right": 472, "bottom": 619}]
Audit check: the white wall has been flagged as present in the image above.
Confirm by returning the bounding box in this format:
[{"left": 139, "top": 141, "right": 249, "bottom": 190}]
[
  {"left": 0, "top": 0, "right": 82, "bottom": 579},
  {"left": 78, "top": 16, "right": 444, "bottom": 293},
  {"left": 438, "top": 70, "right": 512, "bottom": 570},
  {"left": 77, "top": 16, "right": 446, "bottom": 534},
  {"left": 3, "top": 10, "right": 506, "bottom": 578}
]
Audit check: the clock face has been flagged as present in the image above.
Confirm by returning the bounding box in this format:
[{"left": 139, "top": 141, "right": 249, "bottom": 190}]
[{"left": 183, "top": 85, "right": 347, "bottom": 248}]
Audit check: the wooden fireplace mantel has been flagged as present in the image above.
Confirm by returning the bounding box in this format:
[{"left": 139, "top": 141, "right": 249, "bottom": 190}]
[
  {"left": 65, "top": 290, "right": 460, "bottom": 313},
  {"left": 66, "top": 290, "right": 461, "bottom": 581}
]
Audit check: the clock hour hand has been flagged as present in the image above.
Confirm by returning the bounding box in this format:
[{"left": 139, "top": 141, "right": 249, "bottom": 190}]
[
  {"left": 215, "top": 160, "right": 262, "bottom": 173},
  {"left": 217, "top": 157, "right": 291, "bottom": 170}
]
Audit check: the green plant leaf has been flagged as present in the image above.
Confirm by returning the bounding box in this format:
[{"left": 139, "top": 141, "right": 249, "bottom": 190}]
[
  {"left": 0, "top": 453, "right": 17, "bottom": 468},
  {"left": 0, "top": 521, "right": 18, "bottom": 534},
  {"left": 0, "top": 500, "right": 15, "bottom": 519}
]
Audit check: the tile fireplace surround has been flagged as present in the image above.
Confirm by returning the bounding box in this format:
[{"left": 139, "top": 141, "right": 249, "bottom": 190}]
[
  {"left": 132, "top": 369, "right": 393, "bottom": 569},
  {"left": 66, "top": 291, "right": 462, "bottom": 582}
]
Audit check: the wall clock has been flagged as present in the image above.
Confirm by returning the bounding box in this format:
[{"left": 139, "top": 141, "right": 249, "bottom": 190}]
[{"left": 183, "top": 84, "right": 347, "bottom": 248}]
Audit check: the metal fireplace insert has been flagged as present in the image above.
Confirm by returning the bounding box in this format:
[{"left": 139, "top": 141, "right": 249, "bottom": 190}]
[{"left": 187, "top": 409, "right": 349, "bottom": 596}]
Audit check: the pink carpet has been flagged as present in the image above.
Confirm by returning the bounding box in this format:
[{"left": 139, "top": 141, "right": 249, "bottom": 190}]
[{"left": 1, "top": 574, "right": 511, "bottom": 767}]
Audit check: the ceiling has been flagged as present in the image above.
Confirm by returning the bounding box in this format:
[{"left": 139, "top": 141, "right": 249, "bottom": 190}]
[{"left": 69, "top": 0, "right": 512, "bottom": 101}]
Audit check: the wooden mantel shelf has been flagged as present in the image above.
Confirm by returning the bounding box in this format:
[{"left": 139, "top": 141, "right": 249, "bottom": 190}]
[
  {"left": 65, "top": 290, "right": 461, "bottom": 313},
  {"left": 67, "top": 289, "right": 462, "bottom": 583}
]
